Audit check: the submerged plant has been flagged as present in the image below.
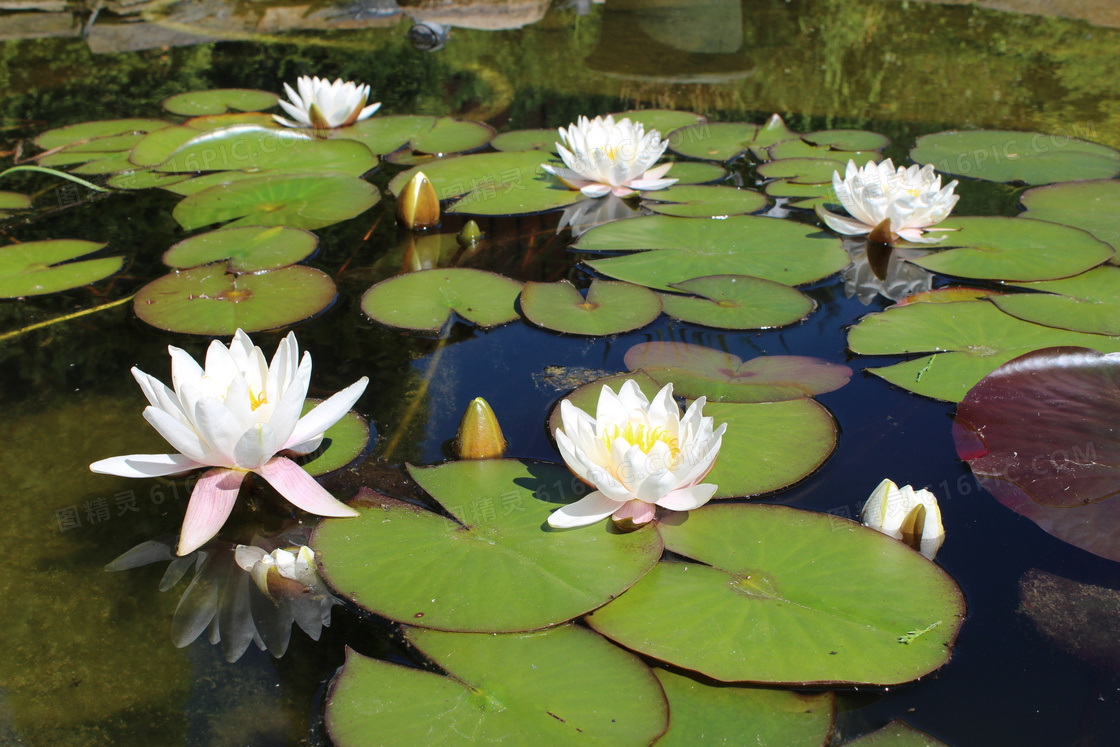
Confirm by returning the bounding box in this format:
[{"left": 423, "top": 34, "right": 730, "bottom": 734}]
[
  {"left": 543, "top": 115, "right": 677, "bottom": 198},
  {"left": 861, "top": 478, "right": 946, "bottom": 559},
  {"left": 274, "top": 75, "right": 381, "bottom": 129}
]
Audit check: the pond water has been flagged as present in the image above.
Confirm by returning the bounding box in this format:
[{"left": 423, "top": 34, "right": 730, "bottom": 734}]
[{"left": 2, "top": 1, "right": 1120, "bottom": 745}]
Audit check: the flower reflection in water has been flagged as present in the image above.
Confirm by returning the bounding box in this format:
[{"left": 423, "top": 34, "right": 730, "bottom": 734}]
[
  {"left": 556, "top": 194, "right": 642, "bottom": 237},
  {"left": 842, "top": 238, "right": 936, "bottom": 305}
]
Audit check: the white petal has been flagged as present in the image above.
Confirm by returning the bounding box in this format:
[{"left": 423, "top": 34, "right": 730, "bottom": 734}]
[
  {"left": 282, "top": 376, "right": 368, "bottom": 450},
  {"left": 656, "top": 482, "right": 717, "bottom": 511},
  {"left": 90, "top": 453, "right": 201, "bottom": 478},
  {"left": 547, "top": 491, "right": 623, "bottom": 528}
]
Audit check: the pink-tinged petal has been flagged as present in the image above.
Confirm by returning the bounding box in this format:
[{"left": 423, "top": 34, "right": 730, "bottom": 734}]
[
  {"left": 657, "top": 482, "right": 718, "bottom": 511},
  {"left": 282, "top": 376, "right": 368, "bottom": 450},
  {"left": 547, "top": 491, "right": 623, "bottom": 528},
  {"left": 642, "top": 162, "right": 674, "bottom": 181},
  {"left": 896, "top": 228, "right": 946, "bottom": 244},
  {"left": 256, "top": 457, "right": 358, "bottom": 517},
  {"left": 612, "top": 499, "right": 656, "bottom": 525},
  {"left": 815, "top": 205, "right": 873, "bottom": 236},
  {"left": 581, "top": 183, "right": 613, "bottom": 198},
  {"left": 143, "top": 406, "right": 210, "bottom": 464},
  {"left": 91, "top": 453, "right": 201, "bottom": 478},
  {"left": 177, "top": 467, "right": 247, "bottom": 555},
  {"left": 608, "top": 185, "right": 638, "bottom": 198}
]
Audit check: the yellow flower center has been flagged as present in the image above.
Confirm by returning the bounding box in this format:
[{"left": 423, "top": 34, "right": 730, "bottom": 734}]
[
  {"left": 602, "top": 145, "right": 618, "bottom": 162},
  {"left": 249, "top": 387, "right": 268, "bottom": 411},
  {"left": 601, "top": 422, "right": 680, "bottom": 461}
]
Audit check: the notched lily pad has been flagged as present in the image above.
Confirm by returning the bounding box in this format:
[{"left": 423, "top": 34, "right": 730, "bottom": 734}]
[
  {"left": 667, "top": 121, "right": 759, "bottom": 162},
  {"left": 910, "top": 130, "right": 1120, "bottom": 184},
  {"left": 294, "top": 400, "right": 370, "bottom": 477},
  {"left": 756, "top": 157, "right": 848, "bottom": 185},
  {"left": 0, "top": 239, "right": 123, "bottom": 298},
  {"left": 155, "top": 126, "right": 375, "bottom": 177},
  {"left": 639, "top": 185, "right": 768, "bottom": 218},
  {"left": 616, "top": 109, "right": 705, "bottom": 136},
  {"left": 659, "top": 275, "right": 816, "bottom": 329},
  {"left": 993, "top": 266, "right": 1120, "bottom": 335},
  {"left": 162, "top": 89, "right": 279, "bottom": 117},
  {"left": 520, "top": 279, "right": 662, "bottom": 336},
  {"left": 361, "top": 268, "right": 523, "bottom": 332},
  {"left": 412, "top": 117, "right": 495, "bottom": 155},
  {"left": 803, "top": 129, "right": 889, "bottom": 151},
  {"left": 764, "top": 180, "right": 838, "bottom": 210},
  {"left": 162, "top": 225, "right": 318, "bottom": 272},
  {"left": 34, "top": 118, "right": 171, "bottom": 151},
  {"left": 1019, "top": 179, "right": 1120, "bottom": 253}
]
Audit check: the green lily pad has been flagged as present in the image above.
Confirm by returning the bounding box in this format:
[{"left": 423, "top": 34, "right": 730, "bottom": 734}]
[
  {"left": 325, "top": 625, "right": 668, "bottom": 746},
  {"left": 56, "top": 133, "right": 146, "bottom": 154},
  {"left": 906, "top": 217, "right": 1113, "bottom": 282},
  {"left": 839, "top": 720, "right": 949, "bottom": 746},
  {"left": 173, "top": 173, "right": 379, "bottom": 231},
  {"left": 39, "top": 149, "right": 127, "bottom": 168},
  {"left": 992, "top": 266, "right": 1120, "bottom": 335},
  {"left": 185, "top": 113, "right": 280, "bottom": 131},
  {"left": 361, "top": 268, "right": 523, "bottom": 332},
  {"left": 767, "top": 140, "right": 879, "bottom": 164},
  {"left": 574, "top": 215, "right": 847, "bottom": 292},
  {"left": 764, "top": 180, "right": 838, "bottom": 210},
  {"left": 162, "top": 225, "right": 318, "bottom": 272},
  {"left": 658, "top": 275, "right": 816, "bottom": 329},
  {"left": 666, "top": 160, "right": 729, "bottom": 185},
  {"left": 296, "top": 401, "right": 370, "bottom": 477},
  {"left": 897, "top": 287, "right": 1002, "bottom": 306},
  {"left": 639, "top": 185, "right": 768, "bottom": 218},
  {"left": 331, "top": 114, "right": 437, "bottom": 155},
  {"left": 490, "top": 128, "right": 558, "bottom": 152},
  {"left": 107, "top": 169, "right": 192, "bottom": 191},
  {"left": 847, "top": 300, "right": 1120, "bottom": 401},
  {"left": 412, "top": 117, "right": 495, "bottom": 155},
  {"left": 162, "top": 89, "right": 279, "bottom": 116},
  {"left": 129, "top": 126, "right": 203, "bottom": 167},
  {"left": 616, "top": 109, "right": 706, "bottom": 137},
  {"left": 552, "top": 372, "right": 837, "bottom": 498},
  {"left": 34, "top": 118, "right": 171, "bottom": 151},
  {"left": 803, "top": 129, "right": 890, "bottom": 151},
  {"left": 585, "top": 504, "right": 965, "bottom": 685},
  {"left": 0, "top": 239, "right": 122, "bottom": 298},
  {"left": 1019, "top": 179, "right": 1120, "bottom": 252},
  {"left": 133, "top": 265, "right": 336, "bottom": 335},
  {"left": 756, "top": 158, "right": 848, "bottom": 184},
  {"left": 624, "top": 342, "right": 849, "bottom": 403},
  {"left": 667, "top": 121, "right": 760, "bottom": 162},
  {"left": 910, "top": 130, "right": 1120, "bottom": 184},
  {"left": 0, "top": 191, "right": 31, "bottom": 219},
  {"left": 154, "top": 126, "right": 375, "bottom": 177},
  {"left": 311, "top": 459, "right": 664, "bottom": 632},
  {"left": 521, "top": 279, "right": 661, "bottom": 336},
  {"left": 160, "top": 171, "right": 260, "bottom": 197},
  {"left": 653, "top": 669, "right": 834, "bottom": 747}
]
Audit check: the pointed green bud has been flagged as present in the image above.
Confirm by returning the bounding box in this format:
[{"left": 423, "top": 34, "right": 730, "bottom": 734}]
[
  {"left": 397, "top": 171, "right": 440, "bottom": 230},
  {"left": 457, "top": 220, "right": 482, "bottom": 247},
  {"left": 454, "top": 397, "right": 507, "bottom": 459}
]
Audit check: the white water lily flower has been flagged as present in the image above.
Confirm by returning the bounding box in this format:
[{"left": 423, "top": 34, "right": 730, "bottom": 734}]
[
  {"left": 274, "top": 75, "right": 381, "bottom": 129},
  {"left": 235, "top": 544, "right": 326, "bottom": 599},
  {"left": 816, "top": 159, "right": 959, "bottom": 244},
  {"left": 542, "top": 115, "right": 678, "bottom": 198},
  {"left": 861, "top": 478, "right": 945, "bottom": 560},
  {"left": 549, "top": 380, "right": 726, "bottom": 529},
  {"left": 91, "top": 330, "right": 368, "bottom": 556}
]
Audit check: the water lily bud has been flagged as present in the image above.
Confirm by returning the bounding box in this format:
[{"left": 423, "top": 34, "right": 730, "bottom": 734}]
[
  {"left": 454, "top": 397, "right": 507, "bottom": 459},
  {"left": 397, "top": 171, "right": 440, "bottom": 230},
  {"left": 458, "top": 220, "right": 482, "bottom": 247},
  {"left": 861, "top": 478, "right": 945, "bottom": 560}
]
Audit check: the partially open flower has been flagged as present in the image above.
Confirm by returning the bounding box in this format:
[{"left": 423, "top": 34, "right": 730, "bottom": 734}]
[
  {"left": 549, "top": 380, "right": 726, "bottom": 529},
  {"left": 274, "top": 75, "right": 381, "bottom": 129},
  {"left": 542, "top": 115, "right": 677, "bottom": 198},
  {"left": 861, "top": 478, "right": 945, "bottom": 559}
]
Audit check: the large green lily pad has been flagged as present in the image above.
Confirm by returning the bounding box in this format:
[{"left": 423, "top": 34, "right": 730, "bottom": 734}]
[
  {"left": 992, "top": 266, "right": 1120, "bottom": 335},
  {"left": 162, "top": 225, "right": 318, "bottom": 272},
  {"left": 361, "top": 268, "right": 523, "bottom": 332},
  {"left": 154, "top": 126, "right": 376, "bottom": 176},
  {"left": 133, "top": 265, "right": 336, "bottom": 335},
  {"left": 910, "top": 130, "right": 1120, "bottom": 184},
  {"left": 803, "top": 129, "right": 890, "bottom": 151},
  {"left": 34, "top": 118, "right": 171, "bottom": 151},
  {"left": 624, "top": 342, "right": 850, "bottom": 402},
  {"left": 847, "top": 300, "right": 1120, "bottom": 401},
  {"left": 185, "top": 112, "right": 279, "bottom": 131},
  {"left": 325, "top": 625, "right": 668, "bottom": 746},
  {"left": 574, "top": 215, "right": 847, "bottom": 292},
  {"left": 173, "top": 173, "right": 379, "bottom": 231},
  {"left": 0, "top": 239, "right": 122, "bottom": 298},
  {"left": 906, "top": 217, "right": 1113, "bottom": 282},
  {"left": 764, "top": 180, "right": 838, "bottom": 210},
  {"left": 490, "top": 128, "right": 558, "bottom": 152},
  {"left": 130, "top": 126, "right": 206, "bottom": 167},
  {"left": 766, "top": 140, "right": 878, "bottom": 163},
  {"left": 658, "top": 275, "right": 816, "bottom": 329},
  {"left": 616, "top": 109, "right": 706, "bottom": 137},
  {"left": 330, "top": 115, "right": 436, "bottom": 155},
  {"left": 639, "top": 185, "right": 768, "bottom": 218},
  {"left": 0, "top": 191, "right": 31, "bottom": 219},
  {"left": 412, "top": 117, "right": 495, "bottom": 155},
  {"left": 311, "top": 459, "right": 664, "bottom": 632},
  {"left": 520, "top": 279, "right": 662, "bottom": 336},
  {"left": 160, "top": 170, "right": 261, "bottom": 197},
  {"left": 1019, "top": 179, "right": 1120, "bottom": 252},
  {"left": 654, "top": 670, "right": 834, "bottom": 747},
  {"left": 585, "top": 504, "right": 965, "bottom": 685},
  {"left": 297, "top": 401, "right": 370, "bottom": 477},
  {"left": 757, "top": 157, "right": 848, "bottom": 184},
  {"left": 162, "top": 89, "right": 279, "bottom": 116},
  {"left": 839, "top": 720, "right": 949, "bottom": 746},
  {"left": 667, "top": 121, "right": 761, "bottom": 162}
]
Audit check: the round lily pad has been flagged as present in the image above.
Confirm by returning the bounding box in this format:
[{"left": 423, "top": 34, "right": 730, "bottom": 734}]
[
  {"left": 185, "top": 113, "right": 279, "bottom": 131},
  {"left": 133, "top": 265, "right": 336, "bottom": 335},
  {"left": 161, "top": 171, "right": 260, "bottom": 197},
  {"left": 658, "top": 275, "right": 816, "bottom": 329},
  {"left": 667, "top": 121, "right": 759, "bottom": 161},
  {"left": 155, "top": 126, "right": 375, "bottom": 176},
  {"left": 311, "top": 459, "right": 664, "bottom": 632},
  {"left": 162, "top": 89, "right": 279, "bottom": 116},
  {"left": 992, "top": 266, "right": 1120, "bottom": 335},
  {"left": 162, "top": 225, "right": 318, "bottom": 272},
  {"left": 639, "top": 185, "right": 768, "bottom": 218},
  {"left": 906, "top": 217, "right": 1113, "bottom": 282},
  {"left": 520, "top": 279, "right": 661, "bottom": 336},
  {"left": 654, "top": 669, "right": 834, "bottom": 747},
  {"left": 766, "top": 140, "right": 879, "bottom": 163},
  {"left": 490, "top": 129, "right": 557, "bottom": 152},
  {"left": 129, "top": 126, "right": 203, "bottom": 167},
  {"left": 1019, "top": 179, "right": 1120, "bottom": 252},
  {"left": 0, "top": 239, "right": 122, "bottom": 298},
  {"left": 361, "top": 268, "right": 523, "bottom": 332},
  {"left": 325, "top": 625, "right": 668, "bottom": 746},
  {"left": 847, "top": 300, "right": 1120, "bottom": 402},
  {"left": 574, "top": 215, "right": 847, "bottom": 292},
  {"left": 757, "top": 158, "right": 848, "bottom": 184},
  {"left": 615, "top": 109, "right": 706, "bottom": 137},
  {"left": 411, "top": 117, "right": 495, "bottom": 155},
  {"left": 296, "top": 400, "right": 370, "bottom": 477},
  {"left": 910, "top": 130, "right": 1120, "bottom": 184},
  {"left": 54, "top": 133, "right": 145, "bottom": 154},
  {"left": 107, "top": 169, "right": 191, "bottom": 191},
  {"left": 172, "top": 173, "right": 380, "bottom": 231},
  {"left": 331, "top": 114, "right": 437, "bottom": 155},
  {"left": 0, "top": 191, "right": 31, "bottom": 219},
  {"left": 34, "top": 118, "right": 171, "bottom": 151},
  {"left": 665, "top": 160, "right": 729, "bottom": 185},
  {"left": 624, "top": 342, "right": 850, "bottom": 402},
  {"left": 584, "top": 504, "right": 965, "bottom": 685},
  {"left": 764, "top": 180, "right": 838, "bottom": 210},
  {"left": 803, "top": 129, "right": 890, "bottom": 151}
]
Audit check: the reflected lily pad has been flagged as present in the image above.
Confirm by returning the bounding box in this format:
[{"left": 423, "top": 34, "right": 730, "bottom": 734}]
[
  {"left": 0, "top": 239, "right": 122, "bottom": 297},
  {"left": 575, "top": 215, "right": 847, "bottom": 292},
  {"left": 325, "top": 625, "right": 668, "bottom": 746},
  {"left": 311, "top": 459, "right": 664, "bottom": 632},
  {"left": 162, "top": 89, "right": 279, "bottom": 116},
  {"left": 624, "top": 342, "right": 849, "bottom": 402},
  {"left": 659, "top": 275, "right": 815, "bottom": 329},
  {"left": 847, "top": 300, "right": 1120, "bottom": 401},
  {"left": 133, "top": 265, "right": 336, "bottom": 334},
  {"left": 1019, "top": 569, "right": 1120, "bottom": 671},
  {"left": 839, "top": 720, "right": 949, "bottom": 746},
  {"left": 993, "top": 266, "right": 1120, "bottom": 335},
  {"left": 297, "top": 401, "right": 369, "bottom": 477},
  {"left": 654, "top": 669, "right": 834, "bottom": 747},
  {"left": 34, "top": 118, "right": 171, "bottom": 151},
  {"left": 162, "top": 225, "right": 318, "bottom": 272},
  {"left": 521, "top": 279, "right": 662, "bottom": 335},
  {"left": 173, "top": 173, "right": 379, "bottom": 231},
  {"left": 906, "top": 217, "right": 1112, "bottom": 282},
  {"left": 910, "top": 130, "right": 1120, "bottom": 184},
  {"left": 640, "top": 185, "right": 768, "bottom": 218},
  {"left": 0, "top": 191, "right": 31, "bottom": 219},
  {"left": 361, "top": 268, "right": 523, "bottom": 332},
  {"left": 1019, "top": 179, "right": 1120, "bottom": 252},
  {"left": 585, "top": 504, "right": 964, "bottom": 685},
  {"left": 490, "top": 128, "right": 557, "bottom": 152},
  {"left": 757, "top": 158, "right": 848, "bottom": 184}
]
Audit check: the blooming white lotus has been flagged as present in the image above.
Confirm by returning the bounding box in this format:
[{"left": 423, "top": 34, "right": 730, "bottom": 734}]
[
  {"left": 861, "top": 478, "right": 945, "bottom": 560},
  {"left": 816, "top": 159, "right": 959, "bottom": 244},
  {"left": 90, "top": 330, "right": 368, "bottom": 556},
  {"left": 549, "top": 380, "right": 726, "bottom": 528},
  {"left": 542, "top": 115, "right": 678, "bottom": 198},
  {"left": 274, "top": 75, "right": 381, "bottom": 129}
]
